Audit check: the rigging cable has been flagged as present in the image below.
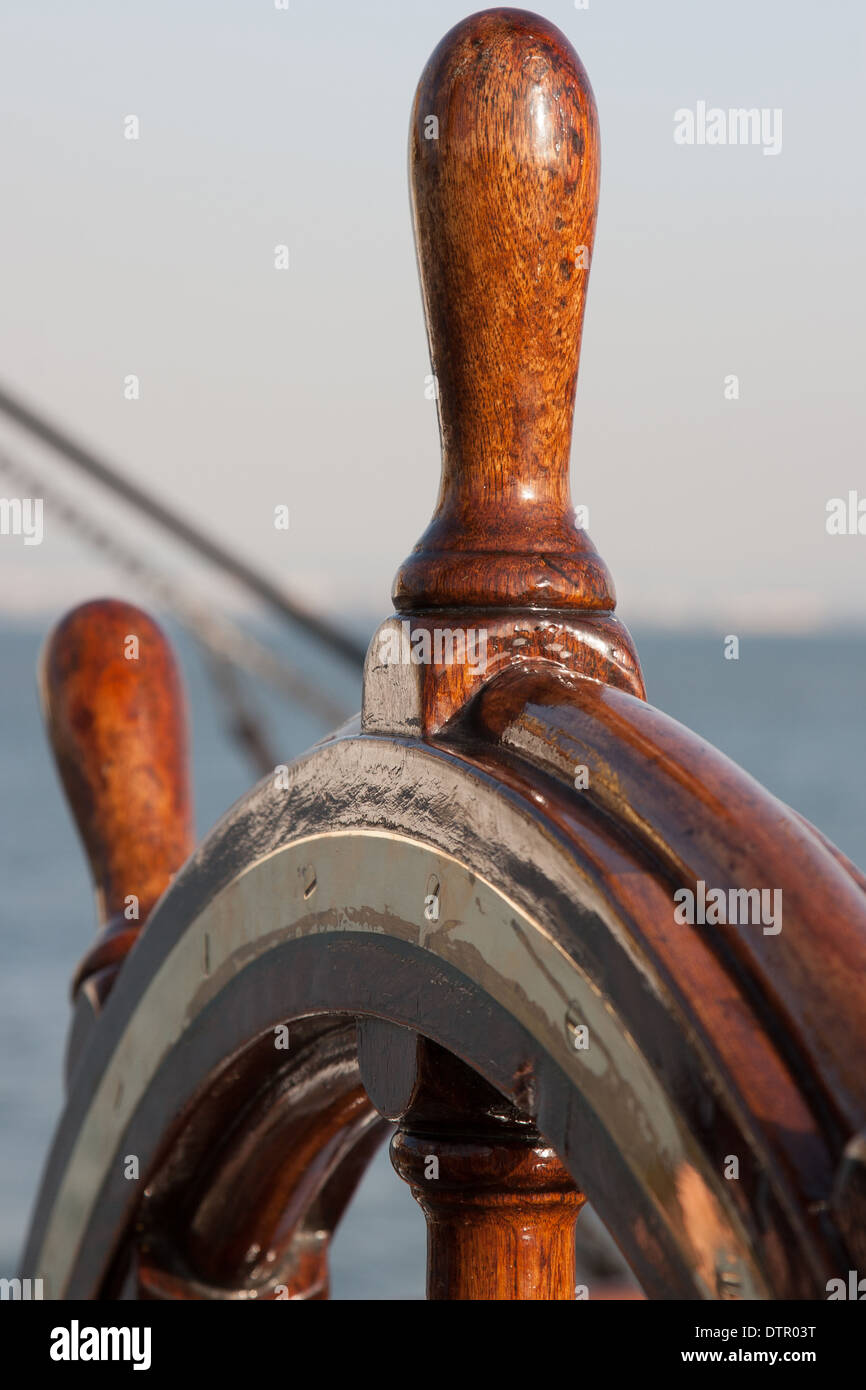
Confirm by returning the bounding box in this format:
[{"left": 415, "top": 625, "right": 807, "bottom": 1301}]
[
  {"left": 0, "top": 450, "right": 354, "bottom": 777},
  {"left": 0, "top": 380, "right": 367, "bottom": 670}
]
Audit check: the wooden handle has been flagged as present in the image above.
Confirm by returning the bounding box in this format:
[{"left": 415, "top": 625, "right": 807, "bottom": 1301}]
[
  {"left": 40, "top": 599, "right": 194, "bottom": 1001},
  {"left": 394, "top": 8, "right": 613, "bottom": 612}
]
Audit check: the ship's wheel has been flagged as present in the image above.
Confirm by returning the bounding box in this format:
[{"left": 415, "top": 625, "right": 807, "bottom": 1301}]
[{"left": 21, "top": 8, "right": 866, "bottom": 1302}]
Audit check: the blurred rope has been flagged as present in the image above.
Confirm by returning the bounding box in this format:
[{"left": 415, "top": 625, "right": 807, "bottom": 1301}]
[
  {"left": 0, "top": 450, "right": 353, "bottom": 776},
  {"left": 0, "top": 379, "right": 367, "bottom": 669}
]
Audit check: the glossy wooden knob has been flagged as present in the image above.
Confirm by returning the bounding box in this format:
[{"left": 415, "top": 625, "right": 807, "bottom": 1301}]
[
  {"left": 40, "top": 598, "right": 194, "bottom": 1002},
  {"left": 394, "top": 7, "right": 613, "bottom": 612}
]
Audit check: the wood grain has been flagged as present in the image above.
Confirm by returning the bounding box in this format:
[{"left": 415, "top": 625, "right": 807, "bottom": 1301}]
[
  {"left": 384, "top": 8, "right": 643, "bottom": 731},
  {"left": 360, "top": 1023, "right": 584, "bottom": 1300},
  {"left": 394, "top": 8, "right": 613, "bottom": 613}
]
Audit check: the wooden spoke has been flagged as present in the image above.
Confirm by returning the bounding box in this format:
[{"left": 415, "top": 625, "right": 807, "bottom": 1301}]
[{"left": 360, "top": 1022, "right": 584, "bottom": 1300}]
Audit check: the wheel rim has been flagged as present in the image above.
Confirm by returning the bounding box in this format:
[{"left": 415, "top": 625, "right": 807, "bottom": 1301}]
[{"left": 23, "top": 731, "right": 839, "bottom": 1300}]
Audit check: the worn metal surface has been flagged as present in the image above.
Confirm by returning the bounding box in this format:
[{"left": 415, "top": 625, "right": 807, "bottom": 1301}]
[{"left": 22, "top": 715, "right": 855, "bottom": 1301}]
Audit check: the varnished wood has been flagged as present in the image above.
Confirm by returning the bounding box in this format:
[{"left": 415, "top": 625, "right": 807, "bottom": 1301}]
[
  {"left": 383, "top": 8, "right": 643, "bottom": 731},
  {"left": 132, "top": 1021, "right": 387, "bottom": 1300},
  {"left": 391, "top": 1131, "right": 583, "bottom": 1301},
  {"left": 441, "top": 664, "right": 866, "bottom": 1279},
  {"left": 40, "top": 598, "right": 194, "bottom": 1006},
  {"left": 359, "top": 1022, "right": 584, "bottom": 1300},
  {"left": 363, "top": 611, "right": 645, "bottom": 740},
  {"left": 394, "top": 8, "right": 614, "bottom": 614},
  {"left": 469, "top": 666, "right": 866, "bottom": 1148}
]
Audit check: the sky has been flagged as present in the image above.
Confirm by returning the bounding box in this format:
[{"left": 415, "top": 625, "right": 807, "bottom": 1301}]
[{"left": 0, "top": 0, "right": 863, "bottom": 631}]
